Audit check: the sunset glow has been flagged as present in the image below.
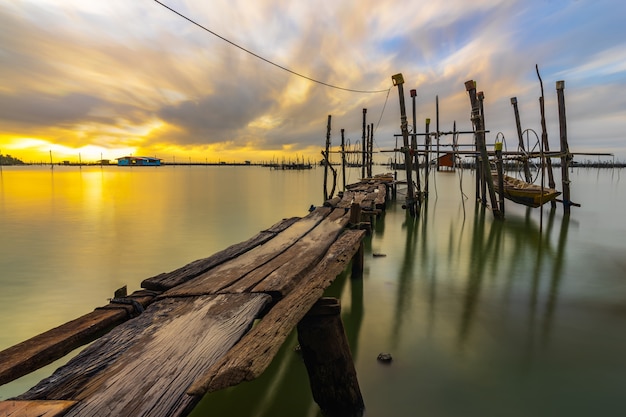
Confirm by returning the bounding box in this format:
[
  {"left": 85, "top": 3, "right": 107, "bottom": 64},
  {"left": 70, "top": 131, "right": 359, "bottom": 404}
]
[{"left": 1, "top": 0, "right": 624, "bottom": 163}]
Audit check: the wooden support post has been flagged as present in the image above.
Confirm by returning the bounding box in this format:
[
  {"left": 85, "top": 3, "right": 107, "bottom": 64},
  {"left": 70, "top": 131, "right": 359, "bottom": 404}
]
[
  {"left": 297, "top": 297, "right": 365, "bottom": 417},
  {"left": 366, "top": 124, "right": 372, "bottom": 178},
  {"left": 478, "top": 92, "right": 487, "bottom": 206},
  {"left": 410, "top": 89, "right": 421, "bottom": 202},
  {"left": 341, "top": 129, "right": 347, "bottom": 191},
  {"left": 556, "top": 80, "right": 572, "bottom": 213},
  {"left": 424, "top": 118, "right": 431, "bottom": 198},
  {"left": 351, "top": 241, "right": 364, "bottom": 280},
  {"left": 349, "top": 202, "right": 361, "bottom": 226},
  {"left": 495, "top": 141, "right": 505, "bottom": 216},
  {"left": 436, "top": 95, "right": 440, "bottom": 171},
  {"left": 369, "top": 123, "right": 374, "bottom": 178},
  {"left": 511, "top": 97, "right": 532, "bottom": 183},
  {"left": 536, "top": 65, "right": 557, "bottom": 208},
  {"left": 392, "top": 73, "right": 416, "bottom": 216},
  {"left": 465, "top": 80, "right": 503, "bottom": 219},
  {"left": 324, "top": 115, "right": 331, "bottom": 201},
  {"left": 361, "top": 109, "right": 367, "bottom": 179}
]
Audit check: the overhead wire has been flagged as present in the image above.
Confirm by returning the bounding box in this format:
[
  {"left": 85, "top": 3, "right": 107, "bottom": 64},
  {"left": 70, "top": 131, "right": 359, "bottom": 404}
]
[{"left": 152, "top": 0, "right": 390, "bottom": 94}]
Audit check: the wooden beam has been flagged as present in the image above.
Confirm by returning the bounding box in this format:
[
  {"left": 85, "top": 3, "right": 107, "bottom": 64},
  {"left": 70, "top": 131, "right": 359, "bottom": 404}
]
[
  {"left": 0, "top": 400, "right": 78, "bottom": 417},
  {"left": 0, "top": 291, "right": 157, "bottom": 386}
]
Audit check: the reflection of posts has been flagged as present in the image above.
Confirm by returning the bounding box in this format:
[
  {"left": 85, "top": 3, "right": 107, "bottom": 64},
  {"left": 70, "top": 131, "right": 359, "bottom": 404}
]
[{"left": 297, "top": 297, "right": 365, "bottom": 417}]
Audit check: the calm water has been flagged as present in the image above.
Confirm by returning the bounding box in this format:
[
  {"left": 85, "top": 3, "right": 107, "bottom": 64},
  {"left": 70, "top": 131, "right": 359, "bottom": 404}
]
[{"left": 1, "top": 165, "right": 625, "bottom": 416}]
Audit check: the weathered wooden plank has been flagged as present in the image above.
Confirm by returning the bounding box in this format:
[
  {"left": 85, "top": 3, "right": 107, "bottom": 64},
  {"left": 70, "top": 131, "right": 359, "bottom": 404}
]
[
  {"left": 187, "top": 229, "right": 366, "bottom": 395},
  {"left": 141, "top": 217, "right": 300, "bottom": 291},
  {"left": 0, "top": 291, "right": 158, "bottom": 386},
  {"left": 164, "top": 207, "right": 331, "bottom": 297},
  {"left": 0, "top": 400, "right": 78, "bottom": 417},
  {"left": 248, "top": 209, "right": 350, "bottom": 296},
  {"left": 18, "top": 293, "right": 272, "bottom": 417}
]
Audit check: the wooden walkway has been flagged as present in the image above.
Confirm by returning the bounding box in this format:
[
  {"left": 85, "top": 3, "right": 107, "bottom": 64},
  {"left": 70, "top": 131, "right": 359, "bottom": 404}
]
[{"left": 0, "top": 176, "right": 392, "bottom": 417}]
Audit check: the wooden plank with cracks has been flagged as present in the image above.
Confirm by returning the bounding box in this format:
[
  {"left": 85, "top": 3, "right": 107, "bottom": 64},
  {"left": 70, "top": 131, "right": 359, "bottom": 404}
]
[
  {"left": 0, "top": 291, "right": 158, "bottom": 387},
  {"left": 17, "top": 293, "right": 272, "bottom": 417},
  {"left": 163, "top": 208, "right": 331, "bottom": 298},
  {"left": 187, "top": 229, "right": 366, "bottom": 396},
  {"left": 141, "top": 217, "right": 300, "bottom": 291}
]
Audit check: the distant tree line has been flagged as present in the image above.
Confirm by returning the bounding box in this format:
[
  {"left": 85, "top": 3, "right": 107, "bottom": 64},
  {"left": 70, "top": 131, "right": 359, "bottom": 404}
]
[{"left": 0, "top": 153, "right": 25, "bottom": 165}]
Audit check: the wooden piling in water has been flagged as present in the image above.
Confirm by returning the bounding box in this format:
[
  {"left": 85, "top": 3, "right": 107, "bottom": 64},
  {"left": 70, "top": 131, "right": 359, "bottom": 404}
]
[
  {"left": 324, "top": 115, "right": 331, "bottom": 201},
  {"left": 495, "top": 141, "right": 505, "bottom": 216},
  {"left": 410, "top": 89, "right": 422, "bottom": 201},
  {"left": 536, "top": 65, "right": 557, "bottom": 208},
  {"left": 297, "top": 297, "right": 364, "bottom": 417},
  {"left": 341, "top": 128, "right": 347, "bottom": 191},
  {"left": 392, "top": 73, "right": 417, "bottom": 216},
  {"left": 424, "top": 118, "right": 431, "bottom": 198},
  {"left": 465, "top": 80, "right": 503, "bottom": 219},
  {"left": 361, "top": 109, "right": 367, "bottom": 179},
  {"left": 556, "top": 80, "right": 572, "bottom": 213},
  {"left": 511, "top": 97, "right": 533, "bottom": 183}
]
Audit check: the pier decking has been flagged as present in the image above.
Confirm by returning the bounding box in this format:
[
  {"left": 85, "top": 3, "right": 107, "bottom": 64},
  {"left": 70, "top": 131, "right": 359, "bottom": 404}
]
[{"left": 0, "top": 176, "right": 391, "bottom": 417}]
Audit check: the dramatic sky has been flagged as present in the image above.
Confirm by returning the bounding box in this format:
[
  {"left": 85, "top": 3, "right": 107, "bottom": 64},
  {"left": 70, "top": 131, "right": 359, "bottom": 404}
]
[{"left": 1, "top": 0, "right": 624, "bottom": 163}]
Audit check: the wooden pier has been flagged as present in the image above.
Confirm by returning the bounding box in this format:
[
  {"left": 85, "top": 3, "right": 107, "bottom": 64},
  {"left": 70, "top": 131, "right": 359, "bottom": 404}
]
[{"left": 0, "top": 176, "right": 391, "bottom": 417}]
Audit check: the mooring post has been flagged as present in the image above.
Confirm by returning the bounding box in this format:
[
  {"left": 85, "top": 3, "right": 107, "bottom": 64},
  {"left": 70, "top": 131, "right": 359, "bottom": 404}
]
[
  {"left": 349, "top": 202, "right": 362, "bottom": 227},
  {"left": 495, "top": 141, "right": 505, "bottom": 216},
  {"left": 478, "top": 92, "right": 487, "bottom": 206},
  {"left": 436, "top": 95, "right": 440, "bottom": 171},
  {"left": 556, "top": 80, "right": 572, "bottom": 213},
  {"left": 361, "top": 109, "right": 367, "bottom": 179},
  {"left": 465, "top": 80, "right": 503, "bottom": 219},
  {"left": 351, "top": 241, "right": 364, "bottom": 280},
  {"left": 510, "top": 97, "right": 533, "bottom": 183},
  {"left": 341, "top": 129, "right": 347, "bottom": 191},
  {"left": 536, "top": 65, "right": 557, "bottom": 208},
  {"left": 369, "top": 123, "right": 374, "bottom": 178},
  {"left": 324, "top": 115, "right": 332, "bottom": 201},
  {"left": 424, "top": 118, "right": 431, "bottom": 198},
  {"left": 392, "top": 73, "right": 416, "bottom": 216},
  {"left": 366, "top": 124, "right": 372, "bottom": 178},
  {"left": 297, "top": 297, "right": 365, "bottom": 417},
  {"left": 410, "top": 89, "right": 422, "bottom": 202}
]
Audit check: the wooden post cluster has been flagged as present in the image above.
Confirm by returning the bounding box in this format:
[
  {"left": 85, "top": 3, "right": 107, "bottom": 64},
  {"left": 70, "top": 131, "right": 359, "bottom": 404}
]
[
  {"left": 297, "top": 297, "right": 365, "bottom": 417},
  {"left": 465, "top": 80, "right": 503, "bottom": 219}
]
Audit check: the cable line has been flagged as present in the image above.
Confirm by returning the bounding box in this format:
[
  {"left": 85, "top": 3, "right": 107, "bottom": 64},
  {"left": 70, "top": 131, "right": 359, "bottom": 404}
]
[{"left": 152, "top": 0, "right": 390, "bottom": 94}]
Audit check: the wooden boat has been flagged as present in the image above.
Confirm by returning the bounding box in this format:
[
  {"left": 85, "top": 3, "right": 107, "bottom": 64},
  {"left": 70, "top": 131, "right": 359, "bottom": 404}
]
[{"left": 492, "top": 173, "right": 561, "bottom": 208}]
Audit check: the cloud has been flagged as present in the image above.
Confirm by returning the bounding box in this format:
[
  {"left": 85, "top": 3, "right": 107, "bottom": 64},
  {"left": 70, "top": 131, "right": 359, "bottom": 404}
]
[{"left": 1, "top": 0, "right": 625, "bottom": 161}]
